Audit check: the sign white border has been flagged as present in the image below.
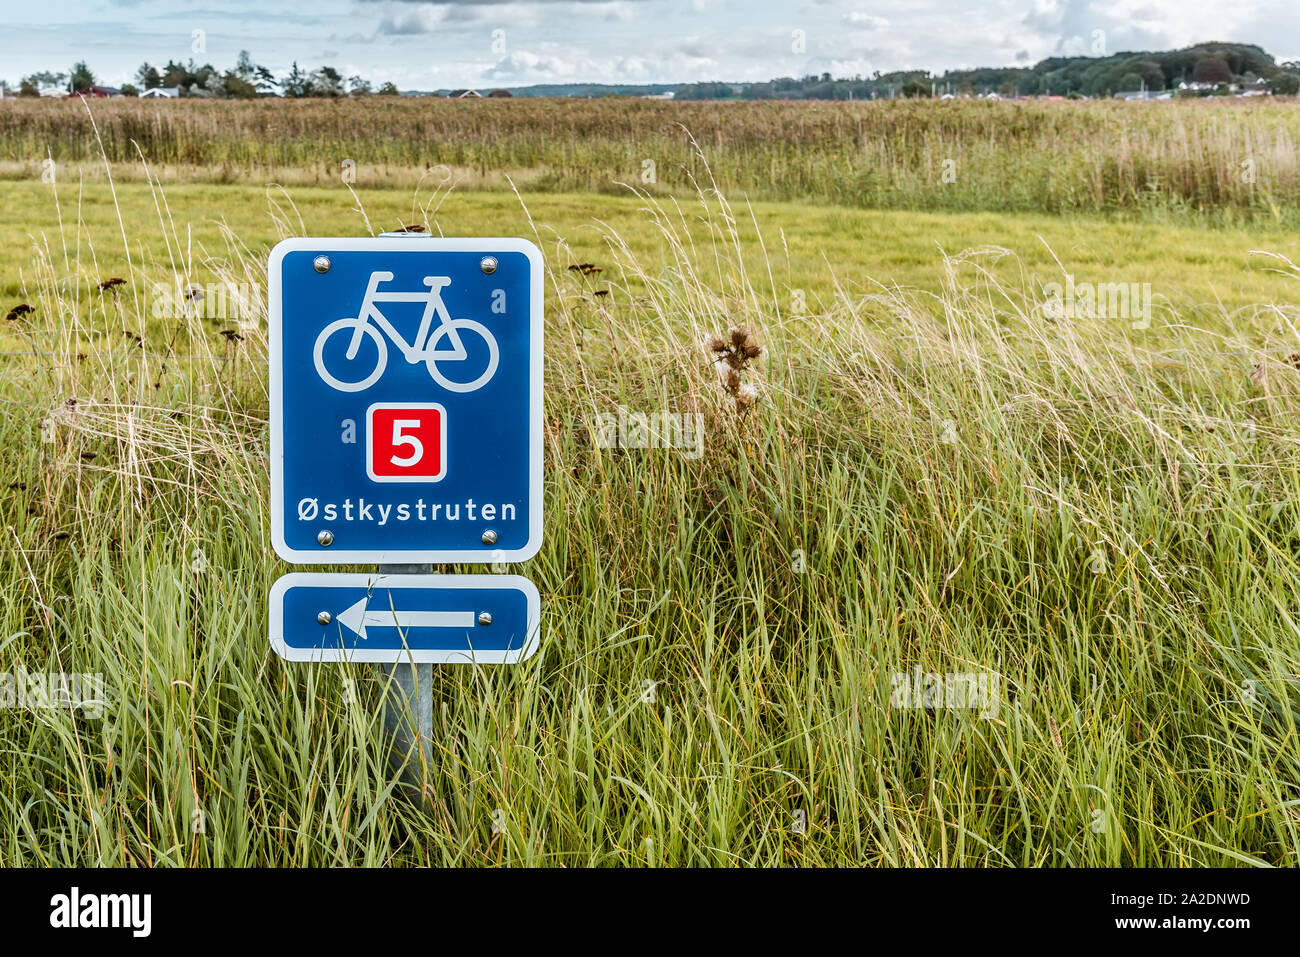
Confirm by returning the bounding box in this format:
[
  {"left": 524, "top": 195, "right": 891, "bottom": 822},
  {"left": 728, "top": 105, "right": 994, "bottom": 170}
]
[
  {"left": 269, "top": 572, "right": 541, "bottom": 664},
  {"left": 269, "top": 237, "right": 544, "bottom": 564}
]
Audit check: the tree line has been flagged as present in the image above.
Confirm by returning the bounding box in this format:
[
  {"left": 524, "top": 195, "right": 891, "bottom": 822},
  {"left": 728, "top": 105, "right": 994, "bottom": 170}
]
[
  {"left": 675, "top": 42, "right": 1300, "bottom": 100},
  {"left": 8, "top": 41, "right": 1300, "bottom": 101},
  {"left": 8, "top": 51, "right": 399, "bottom": 98}
]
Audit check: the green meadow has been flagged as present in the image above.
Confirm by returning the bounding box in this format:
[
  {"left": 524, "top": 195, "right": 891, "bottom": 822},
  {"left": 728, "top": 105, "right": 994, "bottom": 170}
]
[{"left": 3, "top": 180, "right": 1298, "bottom": 331}]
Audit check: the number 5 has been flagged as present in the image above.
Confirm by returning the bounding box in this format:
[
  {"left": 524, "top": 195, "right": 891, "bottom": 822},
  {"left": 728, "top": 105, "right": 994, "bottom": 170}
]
[
  {"left": 366, "top": 402, "right": 445, "bottom": 484},
  {"left": 389, "top": 419, "right": 424, "bottom": 467}
]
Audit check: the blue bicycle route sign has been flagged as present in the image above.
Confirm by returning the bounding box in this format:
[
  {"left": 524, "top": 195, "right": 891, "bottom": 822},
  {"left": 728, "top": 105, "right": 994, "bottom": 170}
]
[
  {"left": 269, "top": 237, "right": 543, "bottom": 564},
  {"left": 270, "top": 573, "right": 541, "bottom": 664}
]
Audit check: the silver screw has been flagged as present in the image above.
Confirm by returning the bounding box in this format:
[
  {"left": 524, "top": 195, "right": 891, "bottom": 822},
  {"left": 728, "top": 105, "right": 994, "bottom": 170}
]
[
  {"left": 317, "top": 611, "right": 332, "bottom": 625},
  {"left": 313, "top": 255, "right": 331, "bottom": 274},
  {"left": 480, "top": 256, "right": 498, "bottom": 275},
  {"left": 477, "top": 611, "right": 493, "bottom": 626},
  {"left": 481, "top": 529, "right": 498, "bottom": 545},
  {"left": 317, "top": 529, "right": 334, "bottom": 546}
]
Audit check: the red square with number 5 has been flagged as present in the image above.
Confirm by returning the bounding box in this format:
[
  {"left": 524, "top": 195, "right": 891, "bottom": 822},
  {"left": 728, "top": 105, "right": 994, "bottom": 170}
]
[{"left": 367, "top": 403, "right": 447, "bottom": 483}]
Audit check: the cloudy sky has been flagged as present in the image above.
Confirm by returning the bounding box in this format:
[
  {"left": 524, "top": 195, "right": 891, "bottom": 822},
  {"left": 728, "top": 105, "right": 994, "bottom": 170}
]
[{"left": 4, "top": 0, "right": 1298, "bottom": 90}]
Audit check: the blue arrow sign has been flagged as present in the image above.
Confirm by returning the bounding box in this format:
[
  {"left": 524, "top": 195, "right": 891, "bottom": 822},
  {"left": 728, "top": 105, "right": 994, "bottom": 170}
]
[
  {"left": 269, "top": 237, "right": 543, "bottom": 564},
  {"left": 269, "top": 573, "right": 541, "bottom": 664}
]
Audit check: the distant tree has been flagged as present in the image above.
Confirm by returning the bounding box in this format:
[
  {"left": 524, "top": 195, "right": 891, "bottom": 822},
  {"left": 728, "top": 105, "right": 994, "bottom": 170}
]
[
  {"left": 377, "top": 81, "right": 400, "bottom": 96},
  {"left": 1192, "top": 56, "right": 1233, "bottom": 86},
  {"left": 119, "top": 83, "right": 139, "bottom": 97},
  {"left": 308, "top": 66, "right": 344, "bottom": 97},
  {"left": 234, "top": 50, "right": 258, "bottom": 82},
  {"left": 135, "top": 63, "right": 162, "bottom": 90},
  {"left": 18, "top": 79, "right": 38, "bottom": 97},
  {"left": 1127, "top": 59, "right": 1166, "bottom": 90},
  {"left": 161, "top": 60, "right": 189, "bottom": 89},
  {"left": 254, "top": 66, "right": 278, "bottom": 95},
  {"left": 1271, "top": 73, "right": 1300, "bottom": 95},
  {"left": 282, "top": 62, "right": 309, "bottom": 98},
  {"left": 347, "top": 75, "right": 372, "bottom": 96},
  {"left": 1118, "top": 72, "right": 1144, "bottom": 91},
  {"left": 674, "top": 81, "right": 733, "bottom": 100},
  {"left": 224, "top": 71, "right": 258, "bottom": 98},
  {"left": 197, "top": 72, "right": 226, "bottom": 98},
  {"left": 68, "top": 61, "right": 95, "bottom": 92},
  {"left": 22, "top": 70, "right": 66, "bottom": 92},
  {"left": 900, "top": 79, "right": 930, "bottom": 98},
  {"left": 188, "top": 60, "right": 218, "bottom": 90}
]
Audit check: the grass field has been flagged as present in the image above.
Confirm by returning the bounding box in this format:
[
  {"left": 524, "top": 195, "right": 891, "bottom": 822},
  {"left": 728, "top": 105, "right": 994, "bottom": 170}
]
[
  {"left": 3, "top": 96, "right": 1300, "bottom": 223},
  {"left": 2, "top": 98, "right": 1300, "bottom": 866}
]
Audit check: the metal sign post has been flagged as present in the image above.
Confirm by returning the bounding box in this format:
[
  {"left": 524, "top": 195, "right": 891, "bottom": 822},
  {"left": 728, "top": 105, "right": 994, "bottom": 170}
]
[
  {"left": 378, "top": 563, "right": 434, "bottom": 781},
  {"left": 266, "top": 235, "right": 544, "bottom": 786}
]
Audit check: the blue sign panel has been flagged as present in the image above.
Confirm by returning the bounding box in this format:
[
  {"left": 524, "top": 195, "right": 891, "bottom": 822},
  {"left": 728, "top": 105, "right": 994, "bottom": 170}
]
[
  {"left": 269, "top": 237, "right": 543, "bottom": 564},
  {"left": 269, "top": 573, "right": 541, "bottom": 664}
]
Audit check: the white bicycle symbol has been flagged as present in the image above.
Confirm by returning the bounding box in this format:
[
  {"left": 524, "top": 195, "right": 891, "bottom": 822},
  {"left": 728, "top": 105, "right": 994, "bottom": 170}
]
[{"left": 312, "top": 270, "right": 499, "bottom": 393}]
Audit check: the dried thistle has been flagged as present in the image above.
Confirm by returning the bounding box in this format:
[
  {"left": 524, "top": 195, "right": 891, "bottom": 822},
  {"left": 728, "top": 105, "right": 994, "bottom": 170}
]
[
  {"left": 706, "top": 325, "right": 764, "bottom": 410},
  {"left": 735, "top": 382, "right": 760, "bottom": 410}
]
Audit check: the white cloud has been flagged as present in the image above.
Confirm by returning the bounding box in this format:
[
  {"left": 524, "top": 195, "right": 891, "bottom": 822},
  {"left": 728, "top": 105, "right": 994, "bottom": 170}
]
[
  {"left": 843, "top": 12, "right": 888, "bottom": 28},
  {"left": 377, "top": 8, "right": 445, "bottom": 34}
]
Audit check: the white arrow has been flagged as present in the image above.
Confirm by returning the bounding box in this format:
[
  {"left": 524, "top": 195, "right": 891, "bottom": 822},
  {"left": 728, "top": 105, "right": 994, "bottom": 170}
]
[{"left": 335, "top": 598, "right": 475, "bottom": 641}]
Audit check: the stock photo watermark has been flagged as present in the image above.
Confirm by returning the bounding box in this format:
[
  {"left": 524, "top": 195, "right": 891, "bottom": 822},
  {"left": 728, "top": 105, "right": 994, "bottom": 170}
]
[
  {"left": 890, "top": 668, "right": 1002, "bottom": 719},
  {"left": 151, "top": 279, "right": 261, "bottom": 321},
  {"left": 1043, "top": 275, "right": 1153, "bottom": 328},
  {"left": 1, "top": 669, "right": 106, "bottom": 719},
  {"left": 49, "top": 887, "right": 151, "bottom": 937},
  {"left": 591, "top": 407, "right": 705, "bottom": 459}
]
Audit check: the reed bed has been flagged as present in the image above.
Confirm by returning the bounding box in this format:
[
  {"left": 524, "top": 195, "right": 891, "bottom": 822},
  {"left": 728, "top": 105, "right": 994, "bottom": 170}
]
[{"left": 2, "top": 97, "right": 1298, "bottom": 221}]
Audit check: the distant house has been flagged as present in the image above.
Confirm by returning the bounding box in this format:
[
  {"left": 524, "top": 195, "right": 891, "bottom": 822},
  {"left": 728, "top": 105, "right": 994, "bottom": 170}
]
[
  {"left": 640, "top": 91, "right": 675, "bottom": 100},
  {"left": 448, "top": 89, "right": 482, "bottom": 98},
  {"left": 69, "top": 86, "right": 121, "bottom": 98},
  {"left": 141, "top": 87, "right": 181, "bottom": 99},
  {"left": 38, "top": 86, "right": 66, "bottom": 98},
  {"left": 487, "top": 88, "right": 513, "bottom": 98}
]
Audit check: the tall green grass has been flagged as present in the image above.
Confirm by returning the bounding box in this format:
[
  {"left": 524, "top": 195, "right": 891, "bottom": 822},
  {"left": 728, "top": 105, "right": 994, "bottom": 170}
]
[
  {"left": 2, "top": 97, "right": 1298, "bottom": 223},
  {"left": 0, "top": 162, "right": 1298, "bottom": 865}
]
